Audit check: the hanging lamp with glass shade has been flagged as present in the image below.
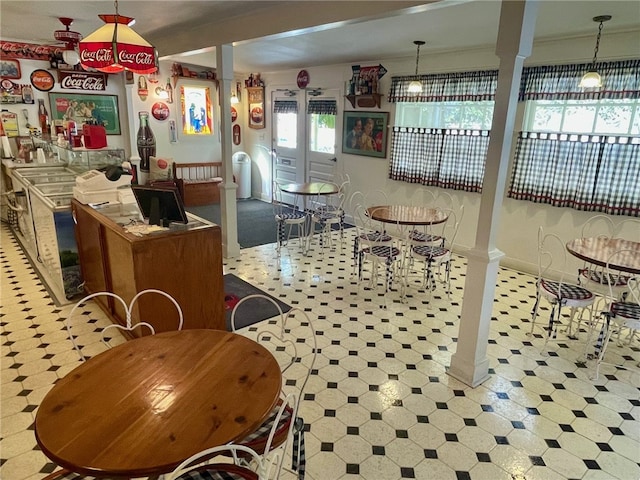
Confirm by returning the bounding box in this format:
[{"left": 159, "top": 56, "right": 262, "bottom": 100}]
[
  {"left": 408, "top": 40, "right": 425, "bottom": 94},
  {"left": 579, "top": 15, "right": 611, "bottom": 89},
  {"left": 79, "top": 0, "right": 157, "bottom": 74}
]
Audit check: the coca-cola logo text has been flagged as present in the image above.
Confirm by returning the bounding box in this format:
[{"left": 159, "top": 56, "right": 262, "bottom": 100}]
[
  {"left": 118, "top": 50, "right": 154, "bottom": 66},
  {"left": 80, "top": 48, "right": 113, "bottom": 63},
  {"left": 152, "top": 102, "right": 169, "bottom": 121},
  {"left": 59, "top": 73, "right": 105, "bottom": 91},
  {"left": 0, "top": 41, "right": 60, "bottom": 60}
]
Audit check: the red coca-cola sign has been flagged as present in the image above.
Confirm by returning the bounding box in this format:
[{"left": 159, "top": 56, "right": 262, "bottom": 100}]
[
  {"left": 0, "top": 41, "right": 60, "bottom": 60},
  {"left": 79, "top": 41, "right": 156, "bottom": 74},
  {"left": 297, "top": 70, "right": 310, "bottom": 89},
  {"left": 58, "top": 71, "right": 106, "bottom": 91},
  {"left": 30, "top": 70, "right": 55, "bottom": 92},
  {"left": 151, "top": 102, "right": 169, "bottom": 121}
]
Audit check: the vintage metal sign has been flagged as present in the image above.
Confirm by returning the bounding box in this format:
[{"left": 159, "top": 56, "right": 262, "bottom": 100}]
[
  {"left": 57, "top": 71, "right": 106, "bottom": 91},
  {"left": 0, "top": 41, "right": 61, "bottom": 61}
]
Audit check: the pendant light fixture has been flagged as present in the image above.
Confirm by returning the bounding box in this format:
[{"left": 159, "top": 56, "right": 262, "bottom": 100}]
[
  {"left": 408, "top": 40, "right": 425, "bottom": 94},
  {"left": 579, "top": 15, "right": 611, "bottom": 89},
  {"left": 79, "top": 0, "right": 157, "bottom": 74}
]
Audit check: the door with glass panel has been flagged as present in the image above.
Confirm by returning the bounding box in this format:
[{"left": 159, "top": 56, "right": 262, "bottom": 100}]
[
  {"left": 306, "top": 89, "right": 340, "bottom": 185},
  {"left": 272, "top": 91, "right": 304, "bottom": 206}
]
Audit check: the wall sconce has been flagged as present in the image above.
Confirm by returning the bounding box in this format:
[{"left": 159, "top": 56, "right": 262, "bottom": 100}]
[
  {"left": 408, "top": 40, "right": 425, "bottom": 94},
  {"left": 579, "top": 15, "right": 611, "bottom": 89},
  {"left": 230, "top": 90, "right": 240, "bottom": 104},
  {"left": 155, "top": 86, "right": 169, "bottom": 99}
]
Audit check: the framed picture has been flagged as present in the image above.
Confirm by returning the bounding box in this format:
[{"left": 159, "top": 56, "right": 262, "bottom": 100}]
[
  {"left": 0, "top": 59, "right": 21, "bottom": 79},
  {"left": 180, "top": 85, "right": 213, "bottom": 135},
  {"left": 342, "top": 111, "right": 389, "bottom": 158},
  {"left": 48, "top": 93, "right": 121, "bottom": 135},
  {"left": 247, "top": 87, "right": 264, "bottom": 129}
]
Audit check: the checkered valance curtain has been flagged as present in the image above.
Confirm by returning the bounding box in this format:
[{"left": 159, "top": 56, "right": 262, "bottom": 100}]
[
  {"left": 509, "top": 132, "right": 640, "bottom": 216},
  {"left": 307, "top": 99, "right": 337, "bottom": 115},
  {"left": 519, "top": 59, "right": 640, "bottom": 100},
  {"left": 273, "top": 100, "right": 298, "bottom": 113},
  {"left": 389, "top": 127, "right": 488, "bottom": 192},
  {"left": 388, "top": 69, "right": 499, "bottom": 102}
]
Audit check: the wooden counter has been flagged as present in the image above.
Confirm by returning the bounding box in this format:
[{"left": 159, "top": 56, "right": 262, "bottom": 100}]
[{"left": 71, "top": 199, "right": 226, "bottom": 333}]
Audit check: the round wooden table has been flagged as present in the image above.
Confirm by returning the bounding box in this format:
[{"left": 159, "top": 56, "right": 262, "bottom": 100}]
[
  {"left": 279, "top": 181, "right": 339, "bottom": 196},
  {"left": 566, "top": 237, "right": 640, "bottom": 274},
  {"left": 35, "top": 330, "right": 281, "bottom": 477},
  {"left": 367, "top": 205, "right": 449, "bottom": 226}
]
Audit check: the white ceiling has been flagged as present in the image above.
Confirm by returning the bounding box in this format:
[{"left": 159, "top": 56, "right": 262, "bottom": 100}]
[{"left": 1, "top": 1, "right": 638, "bottom": 73}]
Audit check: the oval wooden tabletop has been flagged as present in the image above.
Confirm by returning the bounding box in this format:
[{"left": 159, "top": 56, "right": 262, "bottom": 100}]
[
  {"left": 279, "top": 182, "right": 339, "bottom": 196},
  {"left": 367, "top": 205, "right": 449, "bottom": 226},
  {"left": 566, "top": 237, "right": 640, "bottom": 274},
  {"left": 35, "top": 330, "right": 282, "bottom": 477}
]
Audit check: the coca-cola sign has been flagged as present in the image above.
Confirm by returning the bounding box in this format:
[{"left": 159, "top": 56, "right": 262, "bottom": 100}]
[
  {"left": 297, "top": 70, "right": 310, "bottom": 89},
  {"left": 151, "top": 102, "right": 169, "bottom": 121},
  {"left": 79, "top": 41, "right": 157, "bottom": 74},
  {"left": 30, "top": 70, "right": 55, "bottom": 92},
  {"left": 57, "top": 71, "right": 106, "bottom": 91},
  {"left": 0, "top": 41, "right": 61, "bottom": 61}
]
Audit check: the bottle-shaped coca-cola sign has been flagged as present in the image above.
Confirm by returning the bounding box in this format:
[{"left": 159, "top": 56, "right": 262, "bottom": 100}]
[{"left": 136, "top": 111, "right": 155, "bottom": 172}]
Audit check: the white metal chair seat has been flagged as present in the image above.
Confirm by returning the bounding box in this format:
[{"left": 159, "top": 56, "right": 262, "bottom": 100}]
[
  {"left": 539, "top": 279, "right": 595, "bottom": 304},
  {"left": 409, "top": 244, "right": 453, "bottom": 294},
  {"left": 359, "top": 244, "right": 403, "bottom": 297},
  {"left": 579, "top": 268, "right": 630, "bottom": 288}
]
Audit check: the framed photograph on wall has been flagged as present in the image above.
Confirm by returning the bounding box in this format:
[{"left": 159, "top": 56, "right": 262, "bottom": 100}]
[
  {"left": 180, "top": 85, "right": 213, "bottom": 135},
  {"left": 0, "top": 59, "right": 21, "bottom": 79},
  {"left": 342, "top": 111, "right": 388, "bottom": 158},
  {"left": 48, "top": 93, "right": 121, "bottom": 135}
]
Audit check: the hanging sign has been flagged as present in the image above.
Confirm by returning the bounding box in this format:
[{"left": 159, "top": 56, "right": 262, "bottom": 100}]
[
  {"left": 231, "top": 106, "right": 237, "bottom": 123},
  {"left": 233, "top": 124, "right": 241, "bottom": 145},
  {"left": 297, "top": 69, "right": 309, "bottom": 88},
  {"left": 151, "top": 102, "right": 169, "bottom": 121},
  {"left": 137, "top": 76, "right": 148, "bottom": 101},
  {"left": 57, "top": 71, "right": 106, "bottom": 91},
  {"left": 30, "top": 70, "right": 55, "bottom": 92}
]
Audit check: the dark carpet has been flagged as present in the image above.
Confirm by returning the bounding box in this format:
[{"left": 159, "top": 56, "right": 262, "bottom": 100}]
[
  {"left": 223, "top": 273, "right": 291, "bottom": 330},
  {"left": 187, "top": 199, "right": 276, "bottom": 248},
  {"left": 187, "top": 198, "right": 353, "bottom": 249}
]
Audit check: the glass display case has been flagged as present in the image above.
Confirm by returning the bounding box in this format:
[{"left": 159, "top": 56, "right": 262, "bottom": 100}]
[{"left": 31, "top": 138, "right": 126, "bottom": 172}]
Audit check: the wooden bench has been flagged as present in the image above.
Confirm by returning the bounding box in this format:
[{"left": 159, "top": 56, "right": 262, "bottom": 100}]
[{"left": 173, "top": 162, "right": 223, "bottom": 206}]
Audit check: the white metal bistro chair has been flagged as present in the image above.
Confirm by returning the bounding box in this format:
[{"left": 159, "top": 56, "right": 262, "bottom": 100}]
[
  {"left": 584, "top": 250, "right": 640, "bottom": 380},
  {"left": 168, "top": 444, "right": 275, "bottom": 480},
  {"left": 230, "top": 294, "right": 317, "bottom": 479},
  {"left": 405, "top": 207, "right": 461, "bottom": 300},
  {"left": 273, "top": 180, "right": 307, "bottom": 255},
  {"left": 309, "top": 181, "right": 347, "bottom": 253},
  {"left": 528, "top": 227, "right": 595, "bottom": 349},
  {"left": 66, "top": 289, "right": 184, "bottom": 361}
]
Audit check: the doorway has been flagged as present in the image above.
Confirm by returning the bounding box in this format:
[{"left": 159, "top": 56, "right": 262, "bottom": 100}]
[{"left": 271, "top": 88, "right": 341, "bottom": 205}]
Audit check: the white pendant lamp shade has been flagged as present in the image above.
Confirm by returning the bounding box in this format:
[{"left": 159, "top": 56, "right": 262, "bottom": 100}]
[
  {"left": 579, "top": 70, "right": 602, "bottom": 88},
  {"left": 579, "top": 15, "right": 611, "bottom": 89},
  {"left": 409, "top": 40, "right": 425, "bottom": 95},
  {"left": 408, "top": 80, "right": 423, "bottom": 93},
  {"left": 79, "top": 10, "right": 157, "bottom": 74}
]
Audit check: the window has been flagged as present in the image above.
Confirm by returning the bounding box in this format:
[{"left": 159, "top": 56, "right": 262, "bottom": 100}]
[
  {"left": 524, "top": 98, "right": 640, "bottom": 135},
  {"left": 510, "top": 60, "right": 640, "bottom": 216},
  {"left": 388, "top": 70, "right": 498, "bottom": 192},
  {"left": 396, "top": 101, "right": 494, "bottom": 130},
  {"left": 309, "top": 114, "right": 335, "bottom": 154}
]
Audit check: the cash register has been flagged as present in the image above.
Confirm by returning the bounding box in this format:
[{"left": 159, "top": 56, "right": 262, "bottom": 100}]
[{"left": 73, "top": 165, "right": 133, "bottom": 205}]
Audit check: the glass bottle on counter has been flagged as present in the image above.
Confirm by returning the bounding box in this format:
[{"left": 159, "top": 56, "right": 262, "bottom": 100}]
[
  {"left": 136, "top": 111, "right": 156, "bottom": 172},
  {"left": 38, "top": 99, "right": 51, "bottom": 140}
]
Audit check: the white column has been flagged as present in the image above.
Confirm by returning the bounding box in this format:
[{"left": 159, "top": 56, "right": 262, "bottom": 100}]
[
  {"left": 448, "top": 0, "right": 538, "bottom": 387},
  {"left": 217, "top": 44, "right": 241, "bottom": 258}
]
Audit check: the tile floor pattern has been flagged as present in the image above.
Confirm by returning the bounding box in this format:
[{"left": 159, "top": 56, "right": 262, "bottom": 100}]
[{"left": 1, "top": 223, "right": 639, "bottom": 480}]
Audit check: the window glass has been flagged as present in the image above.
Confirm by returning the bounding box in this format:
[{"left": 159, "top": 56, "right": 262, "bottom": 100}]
[
  {"left": 396, "top": 101, "right": 494, "bottom": 129},
  {"left": 276, "top": 112, "right": 297, "bottom": 149},
  {"left": 309, "top": 114, "right": 335, "bottom": 154}
]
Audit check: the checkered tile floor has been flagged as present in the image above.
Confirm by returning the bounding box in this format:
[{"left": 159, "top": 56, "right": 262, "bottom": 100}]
[{"left": 1, "top": 224, "right": 639, "bottom": 480}]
